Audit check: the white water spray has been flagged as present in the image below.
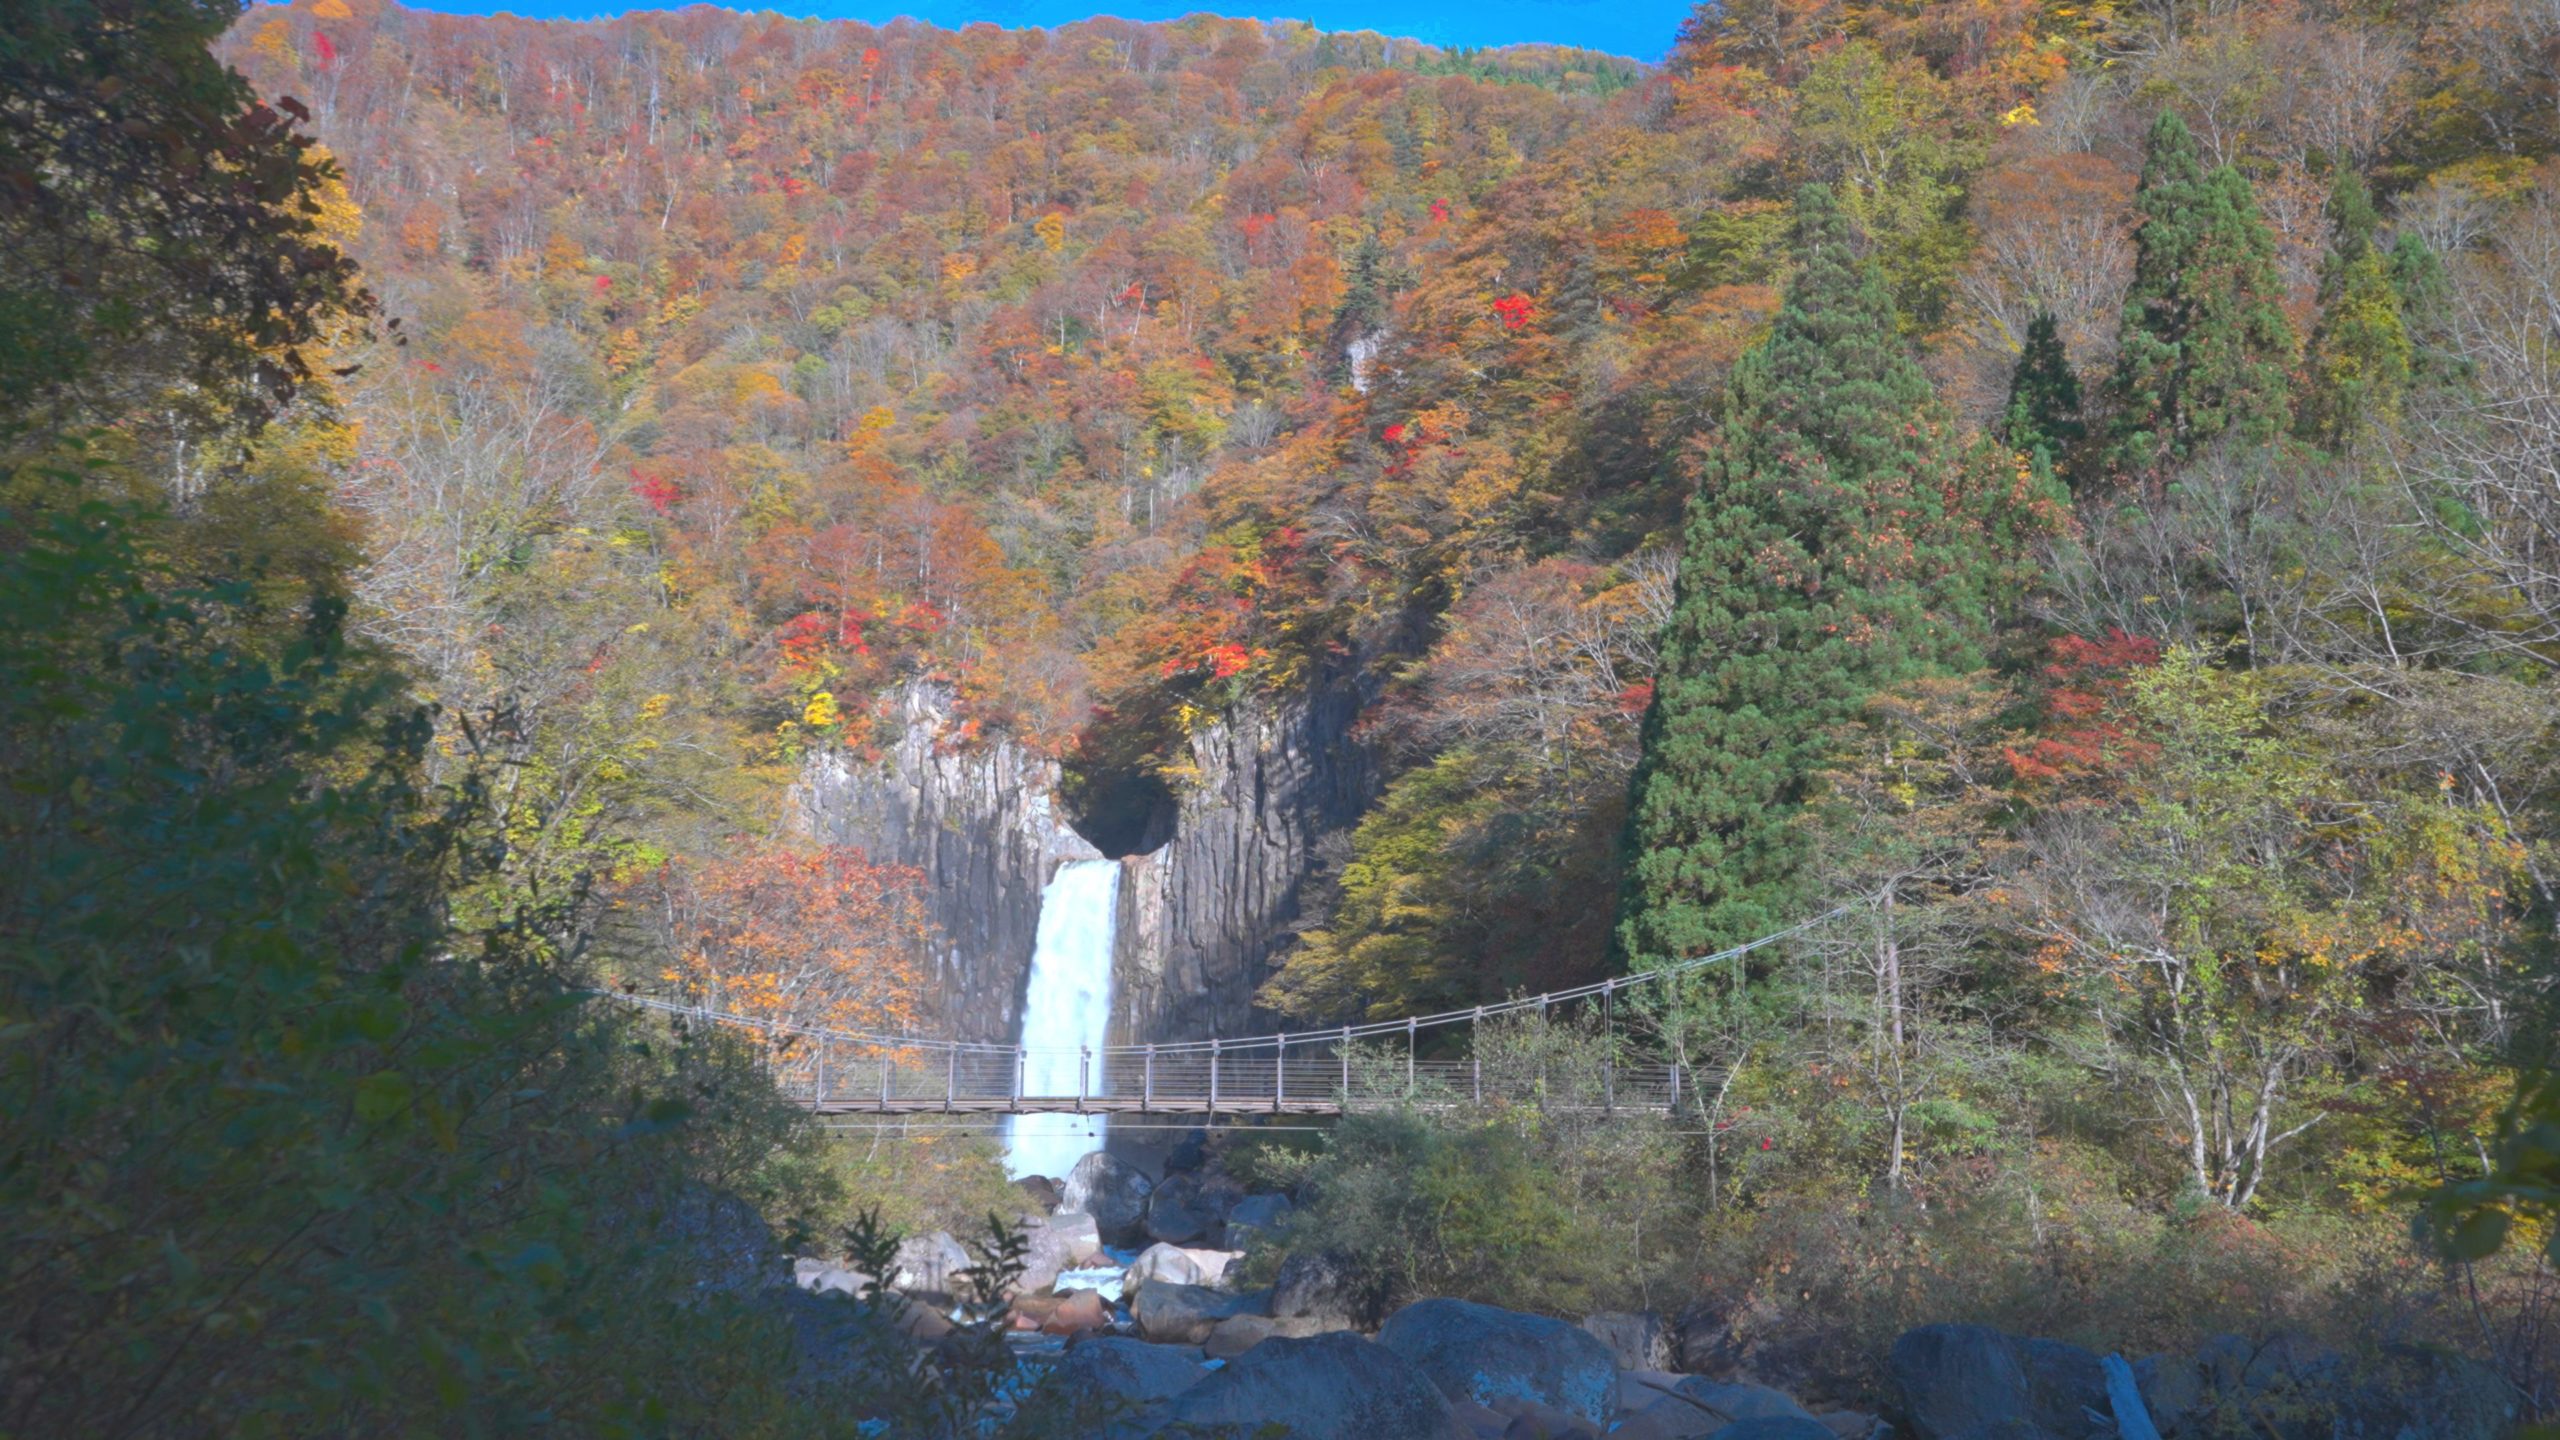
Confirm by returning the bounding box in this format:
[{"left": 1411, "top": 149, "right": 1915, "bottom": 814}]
[{"left": 1004, "top": 858, "right": 1120, "bottom": 1180}]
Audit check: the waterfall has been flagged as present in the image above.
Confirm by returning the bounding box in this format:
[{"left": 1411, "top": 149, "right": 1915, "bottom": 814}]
[{"left": 1004, "top": 858, "right": 1120, "bottom": 1180}]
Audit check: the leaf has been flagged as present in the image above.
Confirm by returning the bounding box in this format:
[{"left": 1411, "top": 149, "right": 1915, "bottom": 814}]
[
  {"left": 352, "top": 1069, "right": 412, "bottom": 1124},
  {"left": 2441, "top": 1205, "right": 2510, "bottom": 1261}
]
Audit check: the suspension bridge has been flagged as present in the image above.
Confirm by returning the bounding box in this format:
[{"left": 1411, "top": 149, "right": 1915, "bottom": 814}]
[{"left": 598, "top": 904, "right": 1858, "bottom": 1119}]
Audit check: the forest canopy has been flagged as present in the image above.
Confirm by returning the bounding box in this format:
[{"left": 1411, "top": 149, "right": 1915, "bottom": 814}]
[{"left": 7, "top": 0, "right": 2560, "bottom": 1428}]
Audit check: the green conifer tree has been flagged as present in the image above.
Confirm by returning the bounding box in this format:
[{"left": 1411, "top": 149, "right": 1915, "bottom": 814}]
[
  {"left": 2003, "top": 311, "right": 2084, "bottom": 477},
  {"left": 2296, "top": 162, "right": 2412, "bottom": 448},
  {"left": 1615, "top": 185, "right": 2059, "bottom": 970},
  {"left": 2104, "top": 112, "right": 2297, "bottom": 476},
  {"left": 2389, "top": 230, "right": 2461, "bottom": 388}
]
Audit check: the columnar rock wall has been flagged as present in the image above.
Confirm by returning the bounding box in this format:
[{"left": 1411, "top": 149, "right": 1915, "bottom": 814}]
[
  {"left": 791, "top": 685, "right": 1096, "bottom": 1044},
  {"left": 1112, "top": 675, "right": 1377, "bottom": 1044},
  {"left": 793, "top": 676, "right": 1375, "bottom": 1047}
]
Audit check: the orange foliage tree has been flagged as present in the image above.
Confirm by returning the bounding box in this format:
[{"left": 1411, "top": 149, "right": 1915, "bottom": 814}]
[{"left": 654, "top": 842, "right": 931, "bottom": 1061}]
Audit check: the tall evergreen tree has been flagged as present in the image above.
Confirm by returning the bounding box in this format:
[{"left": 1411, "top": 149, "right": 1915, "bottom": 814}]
[
  {"left": 2104, "top": 112, "right": 2297, "bottom": 476},
  {"left": 1615, "top": 185, "right": 2059, "bottom": 970},
  {"left": 2296, "top": 162, "right": 2412, "bottom": 448},
  {"left": 2389, "top": 229, "right": 2462, "bottom": 389},
  {"left": 2003, "top": 312, "right": 2084, "bottom": 477}
]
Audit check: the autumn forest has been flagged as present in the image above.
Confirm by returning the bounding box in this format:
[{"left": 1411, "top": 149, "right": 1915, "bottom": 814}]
[{"left": 7, "top": 0, "right": 2560, "bottom": 1432}]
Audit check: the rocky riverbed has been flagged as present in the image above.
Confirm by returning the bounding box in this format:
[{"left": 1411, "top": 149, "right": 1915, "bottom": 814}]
[{"left": 765, "top": 1148, "right": 2520, "bottom": 1440}]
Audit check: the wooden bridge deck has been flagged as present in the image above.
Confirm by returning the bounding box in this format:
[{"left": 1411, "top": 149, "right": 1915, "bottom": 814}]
[
  {"left": 806, "top": 1094, "right": 1354, "bottom": 1116},
  {"left": 784, "top": 1059, "right": 1705, "bottom": 1117}
]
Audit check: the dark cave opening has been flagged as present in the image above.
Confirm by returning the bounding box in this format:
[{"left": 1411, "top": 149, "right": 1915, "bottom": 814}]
[{"left": 1059, "top": 759, "right": 1178, "bottom": 859}]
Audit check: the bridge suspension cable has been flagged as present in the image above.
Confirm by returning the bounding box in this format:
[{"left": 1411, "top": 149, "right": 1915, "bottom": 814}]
[{"left": 588, "top": 899, "right": 1866, "bottom": 1117}]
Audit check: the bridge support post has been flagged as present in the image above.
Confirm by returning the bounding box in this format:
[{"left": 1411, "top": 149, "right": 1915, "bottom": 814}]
[
  {"left": 1405, "top": 1017, "right": 1416, "bottom": 1099},
  {"left": 1143, "top": 1045, "right": 1155, "bottom": 1112},
  {"left": 1471, "top": 1008, "right": 1483, "bottom": 1104},
  {"left": 816, "top": 1041, "right": 828, "bottom": 1107},
  {"left": 882, "top": 1050, "right": 892, "bottom": 1108},
  {"left": 1209, "top": 1038, "right": 1220, "bottom": 1115},
  {"left": 1014, "top": 1047, "right": 1024, "bottom": 1105},
  {"left": 944, "top": 1045, "right": 955, "bottom": 1113},
  {"left": 1537, "top": 996, "right": 1549, "bottom": 1100},
  {"left": 1078, "top": 1046, "right": 1089, "bottom": 1113},
  {"left": 1602, "top": 981, "right": 1616, "bottom": 1116},
  {"left": 1275, "top": 1035, "right": 1285, "bottom": 1114},
  {"left": 1339, "top": 1026, "right": 1350, "bottom": 1107}
]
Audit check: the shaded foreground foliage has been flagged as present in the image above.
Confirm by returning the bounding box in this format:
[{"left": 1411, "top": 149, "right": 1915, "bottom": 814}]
[
  {"left": 0, "top": 3, "right": 904, "bottom": 1427},
  {"left": 0, "top": 461, "right": 849, "bottom": 1434}
]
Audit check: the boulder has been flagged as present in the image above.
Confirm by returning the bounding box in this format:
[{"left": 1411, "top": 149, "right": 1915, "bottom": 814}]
[
  {"left": 1195, "top": 1171, "right": 1250, "bottom": 1243},
  {"left": 1019, "top": 1210, "right": 1105, "bottom": 1292},
  {"left": 1144, "top": 1171, "right": 1218, "bottom": 1245},
  {"left": 1012, "top": 1335, "right": 1208, "bottom": 1436},
  {"left": 1610, "top": 1374, "right": 1706, "bottom": 1440},
  {"left": 1815, "top": 1411, "right": 1882, "bottom": 1440},
  {"left": 1011, "top": 1286, "right": 1109, "bottom": 1337},
  {"left": 2138, "top": 1335, "right": 2516, "bottom": 1440},
  {"left": 1224, "top": 1191, "right": 1294, "bottom": 1248},
  {"left": 1205, "top": 1313, "right": 1280, "bottom": 1361},
  {"left": 1204, "top": 1312, "right": 1354, "bottom": 1360},
  {"left": 1016, "top": 1174, "right": 1063, "bottom": 1213},
  {"left": 791, "top": 1257, "right": 868, "bottom": 1297},
  {"left": 1668, "top": 1377, "right": 1821, "bottom": 1427},
  {"left": 1452, "top": 1400, "right": 1511, "bottom": 1439},
  {"left": 1062, "top": 1151, "right": 1155, "bottom": 1247},
  {"left": 2132, "top": 1350, "right": 2209, "bottom": 1438},
  {"left": 1890, "top": 1324, "right": 2101, "bottom": 1440},
  {"left": 1123, "top": 1241, "right": 1238, "bottom": 1297},
  {"left": 889, "top": 1231, "right": 972, "bottom": 1299},
  {"left": 891, "top": 1298, "right": 954, "bottom": 1343},
  {"left": 1377, "top": 1297, "right": 1619, "bottom": 1423},
  {"left": 1672, "top": 1300, "right": 1749, "bottom": 1380},
  {"left": 1043, "top": 1334, "right": 1206, "bottom": 1402},
  {"left": 1164, "top": 1129, "right": 1210, "bottom": 1173},
  {"left": 2010, "top": 1335, "right": 2108, "bottom": 1437},
  {"left": 1133, "top": 1279, "right": 1268, "bottom": 1345},
  {"left": 1274, "top": 1248, "right": 1374, "bottom": 1328},
  {"left": 1583, "top": 1310, "right": 1675, "bottom": 1372},
  {"left": 1704, "top": 1420, "right": 1841, "bottom": 1440},
  {"left": 1607, "top": 1398, "right": 1719, "bottom": 1440},
  {"left": 1046, "top": 1287, "right": 1108, "bottom": 1336},
  {"left": 1889, "top": 1326, "right": 2020, "bottom": 1440},
  {"left": 1612, "top": 1374, "right": 1822, "bottom": 1440},
  {"left": 1003, "top": 1281, "right": 1075, "bottom": 1332},
  {"left": 1156, "top": 1331, "right": 1469, "bottom": 1439},
  {"left": 1490, "top": 1395, "right": 1604, "bottom": 1438}
]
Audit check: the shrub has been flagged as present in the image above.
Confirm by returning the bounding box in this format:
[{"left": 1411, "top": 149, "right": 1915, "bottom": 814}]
[{"left": 1253, "top": 1016, "right": 1689, "bottom": 1318}]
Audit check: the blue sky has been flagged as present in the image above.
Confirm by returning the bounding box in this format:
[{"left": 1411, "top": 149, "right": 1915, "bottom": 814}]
[{"left": 398, "top": 0, "right": 1689, "bottom": 63}]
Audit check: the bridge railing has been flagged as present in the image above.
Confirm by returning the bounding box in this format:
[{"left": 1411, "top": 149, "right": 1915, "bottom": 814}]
[
  {"left": 746, "top": 1034, "right": 1706, "bottom": 1116},
  {"left": 601, "top": 899, "right": 1857, "bottom": 1116}
]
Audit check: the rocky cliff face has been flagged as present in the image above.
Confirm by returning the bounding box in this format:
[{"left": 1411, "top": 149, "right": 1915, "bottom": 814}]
[
  {"left": 1112, "top": 676, "right": 1376, "bottom": 1043},
  {"left": 792, "top": 685, "right": 1096, "bottom": 1044},
  {"left": 793, "top": 677, "right": 1374, "bottom": 1046}
]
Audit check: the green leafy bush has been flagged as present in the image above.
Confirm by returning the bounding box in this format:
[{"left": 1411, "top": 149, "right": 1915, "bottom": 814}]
[{"left": 1251, "top": 1018, "right": 1688, "bottom": 1318}]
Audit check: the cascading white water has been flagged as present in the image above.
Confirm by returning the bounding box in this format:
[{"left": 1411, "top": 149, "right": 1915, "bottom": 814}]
[{"left": 1003, "top": 858, "right": 1121, "bottom": 1180}]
